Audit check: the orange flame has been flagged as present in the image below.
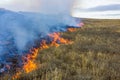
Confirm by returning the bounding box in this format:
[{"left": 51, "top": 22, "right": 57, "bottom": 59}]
[
  {"left": 67, "top": 28, "right": 77, "bottom": 32},
  {"left": 40, "top": 40, "right": 49, "bottom": 49},
  {"left": 22, "top": 48, "right": 39, "bottom": 73},
  {"left": 12, "top": 72, "right": 21, "bottom": 79},
  {"left": 23, "top": 60, "right": 37, "bottom": 73},
  {"left": 22, "top": 32, "right": 73, "bottom": 74},
  {"left": 13, "top": 30, "right": 75, "bottom": 79},
  {"left": 49, "top": 32, "right": 73, "bottom": 46}
]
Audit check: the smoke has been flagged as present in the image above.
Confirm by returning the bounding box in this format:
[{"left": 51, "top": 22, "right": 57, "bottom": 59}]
[
  {"left": 39, "top": 0, "right": 74, "bottom": 14},
  {"left": 0, "top": 0, "right": 81, "bottom": 73},
  {"left": 0, "top": 0, "right": 41, "bottom": 12},
  {"left": 0, "top": 0, "right": 74, "bottom": 13},
  {"left": 0, "top": 0, "right": 78, "bottom": 54}
]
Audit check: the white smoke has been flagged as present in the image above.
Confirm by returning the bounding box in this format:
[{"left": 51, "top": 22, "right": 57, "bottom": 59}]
[
  {"left": 0, "top": 0, "right": 79, "bottom": 54},
  {"left": 39, "top": 0, "right": 74, "bottom": 14},
  {"left": 0, "top": 1, "right": 82, "bottom": 72},
  {"left": 0, "top": 0, "right": 74, "bottom": 13},
  {"left": 0, "top": 0, "right": 41, "bottom": 12}
]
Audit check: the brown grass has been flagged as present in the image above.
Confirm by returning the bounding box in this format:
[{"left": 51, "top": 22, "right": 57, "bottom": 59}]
[{"left": 2, "top": 19, "right": 120, "bottom": 80}]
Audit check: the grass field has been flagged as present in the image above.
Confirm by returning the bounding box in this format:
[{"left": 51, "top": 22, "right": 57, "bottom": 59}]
[{"left": 2, "top": 19, "right": 120, "bottom": 80}]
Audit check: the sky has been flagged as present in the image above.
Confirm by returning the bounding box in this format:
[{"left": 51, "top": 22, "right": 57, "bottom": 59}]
[
  {"left": 74, "top": 0, "right": 120, "bottom": 9},
  {"left": 0, "top": 0, "right": 73, "bottom": 13},
  {"left": 0, "top": 0, "right": 120, "bottom": 19},
  {"left": 72, "top": 0, "right": 120, "bottom": 19},
  {"left": 0, "top": 0, "right": 41, "bottom": 12}
]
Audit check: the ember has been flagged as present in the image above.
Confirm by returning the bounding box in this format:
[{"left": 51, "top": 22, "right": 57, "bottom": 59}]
[
  {"left": 23, "top": 60, "right": 37, "bottom": 73},
  {"left": 12, "top": 72, "right": 21, "bottom": 79},
  {"left": 11, "top": 31, "right": 76, "bottom": 79}
]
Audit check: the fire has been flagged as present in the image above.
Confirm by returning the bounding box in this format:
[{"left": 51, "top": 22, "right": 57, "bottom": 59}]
[
  {"left": 12, "top": 48, "right": 40, "bottom": 79},
  {"left": 23, "top": 60, "right": 37, "bottom": 73},
  {"left": 67, "top": 28, "right": 77, "bottom": 32},
  {"left": 30, "top": 48, "right": 39, "bottom": 59},
  {"left": 49, "top": 32, "right": 73, "bottom": 46},
  {"left": 12, "top": 72, "right": 21, "bottom": 79},
  {"left": 22, "top": 48, "right": 39, "bottom": 73},
  {"left": 67, "top": 22, "right": 84, "bottom": 32},
  {"left": 22, "top": 32, "right": 73, "bottom": 74},
  {"left": 12, "top": 30, "right": 75, "bottom": 79}
]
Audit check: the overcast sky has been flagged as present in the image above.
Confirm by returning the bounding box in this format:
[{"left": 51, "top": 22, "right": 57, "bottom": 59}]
[
  {"left": 0, "top": 0, "right": 120, "bottom": 19},
  {"left": 0, "top": 0, "right": 41, "bottom": 12},
  {"left": 74, "top": 0, "right": 120, "bottom": 8},
  {"left": 0, "top": 0, "right": 120, "bottom": 12},
  {"left": 0, "top": 0, "right": 73, "bottom": 13},
  {"left": 72, "top": 0, "right": 120, "bottom": 19}
]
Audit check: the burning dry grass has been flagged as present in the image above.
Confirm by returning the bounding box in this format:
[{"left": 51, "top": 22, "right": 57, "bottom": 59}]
[
  {"left": 2, "top": 19, "right": 120, "bottom": 80},
  {"left": 67, "top": 28, "right": 77, "bottom": 32},
  {"left": 11, "top": 32, "right": 74, "bottom": 79}
]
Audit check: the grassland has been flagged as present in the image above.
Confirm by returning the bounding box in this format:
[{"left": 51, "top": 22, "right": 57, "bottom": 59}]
[{"left": 2, "top": 19, "right": 120, "bottom": 80}]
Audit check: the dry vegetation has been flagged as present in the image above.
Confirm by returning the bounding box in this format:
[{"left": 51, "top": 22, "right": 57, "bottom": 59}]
[{"left": 2, "top": 19, "right": 120, "bottom": 80}]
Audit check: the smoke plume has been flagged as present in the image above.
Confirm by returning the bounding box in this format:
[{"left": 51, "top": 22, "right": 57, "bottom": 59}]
[
  {"left": 39, "top": 0, "right": 74, "bottom": 14},
  {"left": 0, "top": 0, "right": 81, "bottom": 73}
]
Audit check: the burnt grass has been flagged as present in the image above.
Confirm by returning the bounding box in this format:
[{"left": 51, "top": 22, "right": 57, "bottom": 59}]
[{"left": 2, "top": 19, "right": 120, "bottom": 80}]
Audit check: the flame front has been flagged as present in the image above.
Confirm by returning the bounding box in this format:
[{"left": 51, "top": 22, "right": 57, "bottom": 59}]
[
  {"left": 12, "top": 72, "right": 21, "bottom": 79},
  {"left": 12, "top": 24, "right": 84, "bottom": 79},
  {"left": 23, "top": 60, "right": 37, "bottom": 73},
  {"left": 22, "top": 32, "right": 73, "bottom": 73},
  {"left": 12, "top": 31, "right": 75, "bottom": 79},
  {"left": 22, "top": 48, "right": 39, "bottom": 73},
  {"left": 67, "top": 28, "right": 77, "bottom": 32},
  {"left": 49, "top": 32, "right": 73, "bottom": 46}
]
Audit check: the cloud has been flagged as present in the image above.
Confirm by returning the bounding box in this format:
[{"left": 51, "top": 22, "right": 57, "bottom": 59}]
[
  {"left": 72, "top": 0, "right": 120, "bottom": 19},
  {"left": 76, "top": 4, "right": 120, "bottom": 12},
  {"left": 74, "top": 0, "right": 120, "bottom": 9}
]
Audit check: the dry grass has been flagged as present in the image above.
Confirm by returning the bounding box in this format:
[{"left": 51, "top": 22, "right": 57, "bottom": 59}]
[{"left": 2, "top": 19, "right": 120, "bottom": 80}]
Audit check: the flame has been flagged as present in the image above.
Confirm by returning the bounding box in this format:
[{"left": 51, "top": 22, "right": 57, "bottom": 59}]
[
  {"left": 67, "top": 22, "right": 84, "bottom": 32},
  {"left": 49, "top": 32, "right": 73, "bottom": 46},
  {"left": 12, "top": 29, "right": 75, "bottom": 79},
  {"left": 22, "top": 48, "right": 39, "bottom": 73},
  {"left": 23, "top": 60, "right": 37, "bottom": 73},
  {"left": 40, "top": 40, "right": 49, "bottom": 49},
  {"left": 22, "top": 32, "right": 73, "bottom": 74},
  {"left": 67, "top": 28, "right": 77, "bottom": 32},
  {"left": 12, "top": 48, "right": 40, "bottom": 79},
  {"left": 12, "top": 72, "right": 21, "bottom": 79},
  {"left": 30, "top": 48, "right": 39, "bottom": 59}
]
